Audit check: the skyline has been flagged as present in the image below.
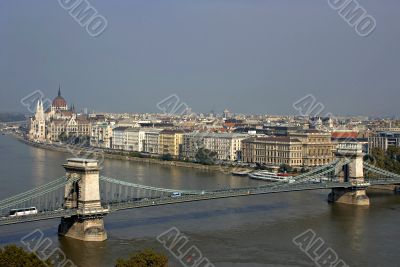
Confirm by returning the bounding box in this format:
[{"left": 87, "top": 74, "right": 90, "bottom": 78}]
[
  {"left": 1, "top": 1, "right": 399, "bottom": 117},
  {"left": 12, "top": 87, "right": 398, "bottom": 120}
]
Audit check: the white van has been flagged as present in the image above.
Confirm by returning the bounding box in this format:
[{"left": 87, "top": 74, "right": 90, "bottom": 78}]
[{"left": 171, "top": 192, "right": 182, "bottom": 198}]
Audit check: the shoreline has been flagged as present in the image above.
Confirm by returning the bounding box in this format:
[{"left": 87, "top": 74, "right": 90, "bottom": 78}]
[{"left": 10, "top": 133, "right": 241, "bottom": 174}]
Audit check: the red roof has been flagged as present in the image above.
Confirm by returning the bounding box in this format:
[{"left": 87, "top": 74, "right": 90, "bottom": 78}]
[
  {"left": 331, "top": 132, "right": 358, "bottom": 138},
  {"left": 52, "top": 96, "right": 67, "bottom": 108}
]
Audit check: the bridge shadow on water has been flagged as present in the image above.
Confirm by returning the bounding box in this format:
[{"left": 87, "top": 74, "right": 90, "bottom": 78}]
[
  {"left": 0, "top": 220, "right": 58, "bottom": 245},
  {"left": 105, "top": 202, "right": 289, "bottom": 230}
]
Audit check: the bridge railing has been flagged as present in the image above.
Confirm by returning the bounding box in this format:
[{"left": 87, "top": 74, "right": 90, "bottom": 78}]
[
  {"left": 76, "top": 206, "right": 110, "bottom": 216},
  {"left": 0, "top": 208, "right": 77, "bottom": 226}
]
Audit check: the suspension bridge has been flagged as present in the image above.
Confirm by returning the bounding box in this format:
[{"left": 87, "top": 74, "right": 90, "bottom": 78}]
[{"left": 0, "top": 143, "right": 399, "bottom": 241}]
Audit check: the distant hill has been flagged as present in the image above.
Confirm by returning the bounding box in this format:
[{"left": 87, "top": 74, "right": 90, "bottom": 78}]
[{"left": 0, "top": 112, "right": 26, "bottom": 122}]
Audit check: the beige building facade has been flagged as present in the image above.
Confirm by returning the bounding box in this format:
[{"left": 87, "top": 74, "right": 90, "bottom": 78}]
[
  {"left": 289, "top": 130, "right": 335, "bottom": 167},
  {"left": 158, "top": 129, "right": 185, "bottom": 157},
  {"left": 203, "top": 133, "right": 248, "bottom": 161},
  {"left": 242, "top": 136, "right": 303, "bottom": 167}
]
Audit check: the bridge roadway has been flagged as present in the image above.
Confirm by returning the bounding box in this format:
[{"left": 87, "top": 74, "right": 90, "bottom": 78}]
[{"left": 0, "top": 178, "right": 398, "bottom": 226}]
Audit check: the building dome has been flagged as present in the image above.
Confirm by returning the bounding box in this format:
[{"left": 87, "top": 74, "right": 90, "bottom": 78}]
[
  {"left": 52, "top": 96, "right": 67, "bottom": 107},
  {"left": 52, "top": 87, "right": 68, "bottom": 110}
]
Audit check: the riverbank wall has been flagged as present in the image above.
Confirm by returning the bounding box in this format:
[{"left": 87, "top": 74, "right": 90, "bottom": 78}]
[{"left": 13, "top": 134, "right": 238, "bottom": 173}]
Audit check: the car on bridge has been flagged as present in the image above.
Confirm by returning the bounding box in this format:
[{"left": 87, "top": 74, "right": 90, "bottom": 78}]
[{"left": 171, "top": 192, "right": 182, "bottom": 198}]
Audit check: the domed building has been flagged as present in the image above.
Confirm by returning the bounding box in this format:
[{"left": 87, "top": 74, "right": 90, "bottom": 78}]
[
  {"left": 28, "top": 85, "right": 92, "bottom": 143},
  {"left": 51, "top": 87, "right": 68, "bottom": 111}
]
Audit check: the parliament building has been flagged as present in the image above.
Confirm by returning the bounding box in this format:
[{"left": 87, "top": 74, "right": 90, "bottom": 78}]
[{"left": 28, "top": 88, "right": 91, "bottom": 142}]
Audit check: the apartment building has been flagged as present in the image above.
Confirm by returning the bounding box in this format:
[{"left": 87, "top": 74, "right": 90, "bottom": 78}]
[
  {"left": 112, "top": 127, "right": 129, "bottom": 150},
  {"left": 158, "top": 129, "right": 185, "bottom": 157},
  {"left": 181, "top": 132, "right": 248, "bottom": 161},
  {"left": 126, "top": 128, "right": 141, "bottom": 151},
  {"left": 90, "top": 122, "right": 113, "bottom": 148},
  {"left": 203, "top": 133, "right": 248, "bottom": 161},
  {"left": 142, "top": 128, "right": 163, "bottom": 154},
  {"left": 181, "top": 132, "right": 208, "bottom": 160}
]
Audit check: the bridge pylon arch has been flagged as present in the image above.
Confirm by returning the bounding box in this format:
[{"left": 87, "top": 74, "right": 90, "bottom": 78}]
[
  {"left": 328, "top": 143, "right": 370, "bottom": 206},
  {"left": 58, "top": 158, "right": 108, "bottom": 241}
]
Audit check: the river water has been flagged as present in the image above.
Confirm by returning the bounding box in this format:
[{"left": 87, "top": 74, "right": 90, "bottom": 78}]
[{"left": 0, "top": 134, "right": 399, "bottom": 267}]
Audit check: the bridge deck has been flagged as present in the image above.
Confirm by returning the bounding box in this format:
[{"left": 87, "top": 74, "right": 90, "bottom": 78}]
[{"left": 0, "top": 179, "right": 397, "bottom": 226}]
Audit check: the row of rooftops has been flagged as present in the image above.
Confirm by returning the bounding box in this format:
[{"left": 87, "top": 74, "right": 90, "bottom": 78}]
[
  {"left": 242, "top": 136, "right": 302, "bottom": 143},
  {"left": 372, "top": 132, "right": 400, "bottom": 138},
  {"left": 111, "top": 127, "right": 251, "bottom": 138},
  {"left": 112, "top": 127, "right": 188, "bottom": 134},
  {"left": 48, "top": 115, "right": 91, "bottom": 125}
]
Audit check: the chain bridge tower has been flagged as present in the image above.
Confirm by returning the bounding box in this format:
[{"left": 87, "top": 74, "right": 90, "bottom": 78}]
[
  {"left": 58, "top": 158, "right": 109, "bottom": 241},
  {"left": 328, "top": 143, "right": 370, "bottom": 206}
]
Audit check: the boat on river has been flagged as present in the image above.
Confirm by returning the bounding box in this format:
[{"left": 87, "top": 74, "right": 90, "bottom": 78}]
[
  {"left": 249, "top": 171, "right": 294, "bottom": 183},
  {"left": 231, "top": 169, "right": 252, "bottom": 176}
]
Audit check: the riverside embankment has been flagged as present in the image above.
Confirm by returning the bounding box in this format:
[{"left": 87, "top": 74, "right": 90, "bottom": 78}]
[{"left": 13, "top": 134, "right": 241, "bottom": 173}]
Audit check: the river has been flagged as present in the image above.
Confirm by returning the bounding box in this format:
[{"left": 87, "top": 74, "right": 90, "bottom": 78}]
[{"left": 0, "top": 134, "right": 399, "bottom": 267}]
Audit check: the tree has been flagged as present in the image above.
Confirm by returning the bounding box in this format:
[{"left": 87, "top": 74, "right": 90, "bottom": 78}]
[
  {"left": 129, "top": 151, "right": 142, "bottom": 158},
  {"left": 0, "top": 245, "right": 50, "bottom": 267},
  {"left": 115, "top": 249, "right": 168, "bottom": 267},
  {"left": 279, "top": 164, "right": 293, "bottom": 173},
  {"left": 365, "top": 147, "right": 400, "bottom": 175},
  {"left": 387, "top": 146, "right": 400, "bottom": 161},
  {"left": 161, "top": 153, "right": 173, "bottom": 161},
  {"left": 195, "top": 148, "right": 217, "bottom": 165},
  {"left": 58, "top": 132, "right": 68, "bottom": 142}
]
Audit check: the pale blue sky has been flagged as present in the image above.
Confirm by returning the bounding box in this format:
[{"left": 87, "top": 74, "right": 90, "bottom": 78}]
[{"left": 0, "top": 0, "right": 399, "bottom": 117}]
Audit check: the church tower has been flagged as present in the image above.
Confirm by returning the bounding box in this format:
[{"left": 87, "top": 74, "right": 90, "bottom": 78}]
[{"left": 28, "top": 100, "right": 46, "bottom": 141}]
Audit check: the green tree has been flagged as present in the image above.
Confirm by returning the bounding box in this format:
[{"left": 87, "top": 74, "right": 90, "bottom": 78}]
[
  {"left": 161, "top": 153, "right": 173, "bottom": 161},
  {"left": 0, "top": 245, "right": 50, "bottom": 267},
  {"left": 279, "top": 164, "right": 293, "bottom": 173},
  {"left": 365, "top": 147, "right": 400, "bottom": 175},
  {"left": 387, "top": 146, "right": 400, "bottom": 161},
  {"left": 129, "top": 151, "right": 142, "bottom": 158},
  {"left": 115, "top": 249, "right": 168, "bottom": 267},
  {"left": 58, "top": 132, "right": 68, "bottom": 142},
  {"left": 195, "top": 148, "right": 217, "bottom": 165}
]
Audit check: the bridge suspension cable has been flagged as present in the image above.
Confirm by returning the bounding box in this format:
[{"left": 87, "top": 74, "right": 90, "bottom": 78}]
[
  {"left": 260, "top": 159, "right": 345, "bottom": 189},
  {"left": 0, "top": 176, "right": 66, "bottom": 206},
  {"left": 0, "top": 177, "right": 79, "bottom": 211},
  {"left": 99, "top": 176, "right": 204, "bottom": 195},
  {"left": 364, "top": 162, "right": 400, "bottom": 179},
  {"left": 290, "top": 159, "right": 351, "bottom": 184},
  {"left": 292, "top": 159, "right": 342, "bottom": 180}
]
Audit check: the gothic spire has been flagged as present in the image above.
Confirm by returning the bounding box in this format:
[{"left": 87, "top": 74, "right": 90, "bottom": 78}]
[{"left": 58, "top": 84, "right": 61, "bottom": 97}]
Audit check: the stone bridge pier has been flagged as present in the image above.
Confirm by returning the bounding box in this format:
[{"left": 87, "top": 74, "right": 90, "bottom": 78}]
[
  {"left": 58, "top": 158, "right": 108, "bottom": 241},
  {"left": 328, "top": 143, "right": 370, "bottom": 206}
]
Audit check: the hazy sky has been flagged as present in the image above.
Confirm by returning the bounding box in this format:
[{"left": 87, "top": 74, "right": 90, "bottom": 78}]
[{"left": 0, "top": 0, "right": 399, "bottom": 117}]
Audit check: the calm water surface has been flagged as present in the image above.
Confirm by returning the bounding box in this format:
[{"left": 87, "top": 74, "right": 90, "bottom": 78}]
[{"left": 0, "top": 135, "right": 399, "bottom": 266}]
